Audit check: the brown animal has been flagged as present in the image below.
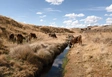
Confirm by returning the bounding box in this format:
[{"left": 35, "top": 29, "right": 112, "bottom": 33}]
[
  {"left": 49, "top": 33, "right": 57, "bottom": 38},
  {"left": 66, "top": 34, "right": 74, "bottom": 40},
  {"left": 9, "top": 33, "right": 16, "bottom": 43},
  {"left": 69, "top": 35, "right": 82, "bottom": 48},
  {"left": 16, "top": 34, "right": 25, "bottom": 44},
  {"left": 29, "top": 33, "right": 37, "bottom": 41}
]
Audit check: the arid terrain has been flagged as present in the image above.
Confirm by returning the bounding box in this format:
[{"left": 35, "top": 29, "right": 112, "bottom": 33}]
[
  {"left": 0, "top": 15, "right": 112, "bottom": 77},
  {"left": 0, "top": 15, "right": 72, "bottom": 77},
  {"left": 64, "top": 26, "right": 112, "bottom": 77}
]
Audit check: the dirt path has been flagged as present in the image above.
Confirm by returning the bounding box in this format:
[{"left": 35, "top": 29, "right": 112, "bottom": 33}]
[{"left": 64, "top": 32, "right": 112, "bottom": 77}]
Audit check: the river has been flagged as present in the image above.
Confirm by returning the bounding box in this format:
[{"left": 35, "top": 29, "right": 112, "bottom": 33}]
[{"left": 40, "top": 46, "right": 69, "bottom": 77}]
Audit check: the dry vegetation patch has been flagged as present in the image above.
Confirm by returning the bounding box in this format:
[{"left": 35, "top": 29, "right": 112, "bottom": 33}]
[
  {"left": 1, "top": 15, "right": 112, "bottom": 77},
  {"left": 0, "top": 15, "right": 73, "bottom": 77},
  {"left": 64, "top": 32, "right": 112, "bottom": 77}
]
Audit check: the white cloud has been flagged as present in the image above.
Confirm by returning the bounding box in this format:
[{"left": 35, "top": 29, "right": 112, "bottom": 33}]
[
  {"left": 63, "top": 20, "right": 85, "bottom": 28},
  {"left": 40, "top": 19, "right": 43, "bottom": 22},
  {"left": 44, "top": 8, "right": 61, "bottom": 12},
  {"left": 106, "top": 18, "right": 112, "bottom": 24},
  {"left": 106, "top": 4, "right": 112, "bottom": 12},
  {"left": 104, "top": 14, "right": 112, "bottom": 16},
  {"left": 63, "top": 13, "right": 86, "bottom": 28},
  {"left": 45, "top": 0, "right": 64, "bottom": 5},
  {"left": 82, "top": 15, "right": 102, "bottom": 25},
  {"left": 63, "top": 20, "right": 73, "bottom": 25},
  {"left": 39, "top": 15, "right": 46, "bottom": 18},
  {"left": 63, "top": 15, "right": 102, "bottom": 28},
  {"left": 49, "top": 22, "right": 57, "bottom": 27},
  {"left": 71, "top": 20, "right": 79, "bottom": 26},
  {"left": 36, "top": 12, "right": 43, "bottom": 14},
  {"left": 65, "top": 13, "right": 84, "bottom": 19}
]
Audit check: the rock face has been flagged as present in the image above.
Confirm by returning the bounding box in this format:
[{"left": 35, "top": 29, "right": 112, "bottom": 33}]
[{"left": 8, "top": 41, "right": 68, "bottom": 77}]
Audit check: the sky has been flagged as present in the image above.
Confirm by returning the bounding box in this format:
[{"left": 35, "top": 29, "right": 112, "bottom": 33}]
[{"left": 0, "top": 0, "right": 112, "bottom": 28}]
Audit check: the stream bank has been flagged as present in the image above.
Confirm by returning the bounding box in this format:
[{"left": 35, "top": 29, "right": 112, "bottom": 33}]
[{"left": 40, "top": 47, "right": 69, "bottom": 77}]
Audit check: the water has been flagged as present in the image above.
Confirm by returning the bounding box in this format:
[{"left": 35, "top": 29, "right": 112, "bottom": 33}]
[{"left": 41, "top": 47, "right": 69, "bottom": 77}]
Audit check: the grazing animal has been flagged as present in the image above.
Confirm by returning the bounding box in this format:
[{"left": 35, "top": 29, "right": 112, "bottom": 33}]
[
  {"left": 68, "top": 34, "right": 74, "bottom": 38},
  {"left": 49, "top": 33, "right": 57, "bottom": 38},
  {"left": 29, "top": 33, "right": 37, "bottom": 41},
  {"left": 16, "top": 34, "right": 25, "bottom": 44},
  {"left": 69, "top": 35, "right": 82, "bottom": 48},
  {"left": 66, "top": 34, "right": 74, "bottom": 42},
  {"left": 9, "top": 33, "right": 16, "bottom": 43},
  {"left": 80, "top": 28, "right": 87, "bottom": 32}
]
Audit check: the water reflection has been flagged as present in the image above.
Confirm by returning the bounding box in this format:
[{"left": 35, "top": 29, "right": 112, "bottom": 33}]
[{"left": 41, "top": 47, "right": 69, "bottom": 77}]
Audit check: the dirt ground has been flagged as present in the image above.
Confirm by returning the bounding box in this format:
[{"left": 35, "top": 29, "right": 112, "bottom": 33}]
[{"left": 64, "top": 32, "right": 112, "bottom": 77}]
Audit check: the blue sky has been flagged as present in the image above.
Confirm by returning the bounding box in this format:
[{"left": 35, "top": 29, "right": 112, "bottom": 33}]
[{"left": 0, "top": 0, "right": 112, "bottom": 28}]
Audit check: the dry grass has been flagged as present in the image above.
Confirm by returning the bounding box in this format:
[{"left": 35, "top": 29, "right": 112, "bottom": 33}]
[
  {"left": 7, "top": 44, "right": 44, "bottom": 77},
  {"left": 9, "top": 44, "right": 43, "bottom": 66},
  {"left": 64, "top": 31, "right": 112, "bottom": 77},
  {"left": 8, "top": 41, "right": 67, "bottom": 77},
  {"left": 9, "top": 44, "right": 33, "bottom": 60},
  {"left": 39, "top": 26, "right": 74, "bottom": 33},
  {"left": 1, "top": 14, "right": 112, "bottom": 77},
  {"left": 0, "top": 54, "right": 9, "bottom": 66},
  {"left": 0, "top": 15, "right": 73, "bottom": 77},
  {"left": 0, "top": 38, "right": 3, "bottom": 47}
]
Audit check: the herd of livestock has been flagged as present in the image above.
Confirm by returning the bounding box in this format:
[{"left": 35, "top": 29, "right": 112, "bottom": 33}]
[
  {"left": 9, "top": 32, "right": 82, "bottom": 48},
  {"left": 9, "top": 33, "right": 58, "bottom": 44},
  {"left": 9, "top": 33, "right": 37, "bottom": 44}
]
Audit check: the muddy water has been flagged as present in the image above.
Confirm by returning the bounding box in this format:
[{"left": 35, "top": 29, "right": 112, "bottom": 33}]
[{"left": 41, "top": 47, "right": 69, "bottom": 77}]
